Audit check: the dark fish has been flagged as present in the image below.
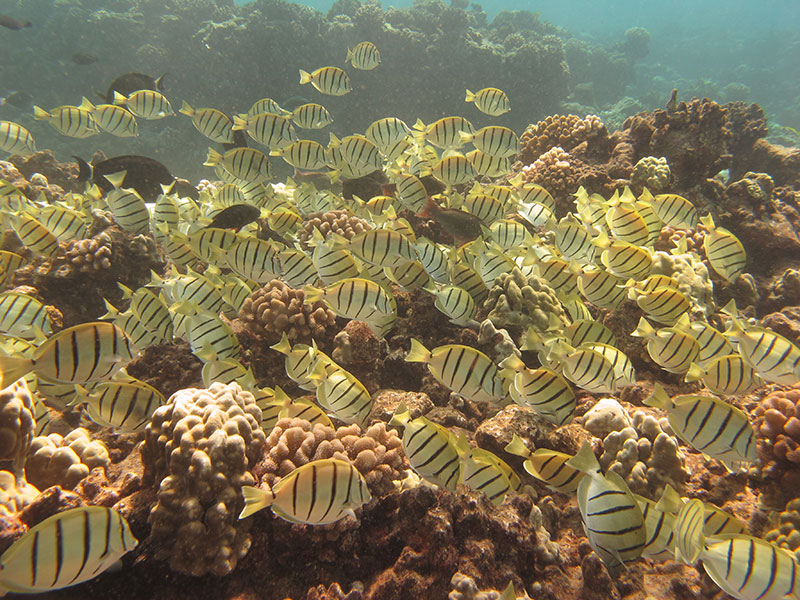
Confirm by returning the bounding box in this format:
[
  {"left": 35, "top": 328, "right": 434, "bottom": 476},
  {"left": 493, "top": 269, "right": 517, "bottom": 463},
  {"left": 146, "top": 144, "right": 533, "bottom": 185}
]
[
  {"left": 206, "top": 204, "right": 261, "bottom": 230},
  {"left": 99, "top": 72, "right": 166, "bottom": 104},
  {"left": 72, "top": 52, "right": 98, "bottom": 65},
  {"left": 666, "top": 88, "right": 678, "bottom": 113},
  {"left": 0, "top": 15, "right": 32, "bottom": 30},
  {"left": 280, "top": 95, "right": 311, "bottom": 112},
  {"left": 222, "top": 128, "right": 248, "bottom": 152},
  {"left": 75, "top": 155, "right": 174, "bottom": 203},
  {"left": 257, "top": 221, "right": 290, "bottom": 246},
  {"left": 417, "top": 196, "right": 483, "bottom": 244},
  {"left": 172, "top": 178, "right": 199, "bottom": 201},
  {"left": 0, "top": 90, "right": 32, "bottom": 110}
]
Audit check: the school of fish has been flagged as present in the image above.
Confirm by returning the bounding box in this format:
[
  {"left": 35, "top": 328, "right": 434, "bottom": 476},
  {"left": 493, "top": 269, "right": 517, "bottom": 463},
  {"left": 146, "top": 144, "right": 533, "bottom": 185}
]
[{"left": 1, "top": 37, "right": 800, "bottom": 600}]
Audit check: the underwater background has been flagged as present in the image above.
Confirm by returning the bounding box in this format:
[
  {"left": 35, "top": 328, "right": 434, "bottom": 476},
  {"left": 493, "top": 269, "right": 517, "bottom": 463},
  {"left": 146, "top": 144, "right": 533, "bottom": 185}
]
[{"left": 1, "top": 0, "right": 800, "bottom": 599}]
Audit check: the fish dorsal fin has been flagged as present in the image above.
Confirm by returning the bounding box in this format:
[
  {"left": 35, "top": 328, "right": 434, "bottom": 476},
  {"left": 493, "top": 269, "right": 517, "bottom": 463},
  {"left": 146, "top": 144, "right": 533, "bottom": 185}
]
[
  {"left": 104, "top": 170, "right": 128, "bottom": 189},
  {"left": 655, "top": 484, "right": 683, "bottom": 514},
  {"left": 566, "top": 440, "right": 602, "bottom": 478}
]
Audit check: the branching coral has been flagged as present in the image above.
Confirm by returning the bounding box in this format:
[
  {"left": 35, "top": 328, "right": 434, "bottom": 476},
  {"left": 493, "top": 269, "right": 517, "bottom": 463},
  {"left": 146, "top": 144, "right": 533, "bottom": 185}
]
[
  {"left": 141, "top": 382, "right": 266, "bottom": 576},
  {"left": 518, "top": 114, "right": 607, "bottom": 164},
  {"left": 63, "top": 233, "right": 113, "bottom": 274},
  {"left": 239, "top": 279, "right": 337, "bottom": 344},
  {"left": 764, "top": 498, "right": 800, "bottom": 561},
  {"left": 25, "top": 429, "right": 110, "bottom": 491},
  {"left": 255, "top": 417, "right": 407, "bottom": 496},
  {"left": 598, "top": 408, "right": 687, "bottom": 499}
]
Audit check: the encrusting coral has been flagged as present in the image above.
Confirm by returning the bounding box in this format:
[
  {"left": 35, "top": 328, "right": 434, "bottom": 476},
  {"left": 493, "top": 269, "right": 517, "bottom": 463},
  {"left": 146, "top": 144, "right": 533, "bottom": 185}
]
[
  {"left": 630, "top": 156, "right": 671, "bottom": 193},
  {"left": 141, "top": 381, "right": 266, "bottom": 577},
  {"left": 518, "top": 114, "right": 607, "bottom": 164},
  {"left": 592, "top": 403, "right": 688, "bottom": 498},
  {"left": 239, "top": 279, "right": 338, "bottom": 344},
  {"left": 24, "top": 428, "right": 110, "bottom": 491},
  {"left": 0, "top": 378, "right": 35, "bottom": 477},
  {"left": 255, "top": 417, "right": 407, "bottom": 497},
  {"left": 481, "top": 267, "right": 567, "bottom": 335}
]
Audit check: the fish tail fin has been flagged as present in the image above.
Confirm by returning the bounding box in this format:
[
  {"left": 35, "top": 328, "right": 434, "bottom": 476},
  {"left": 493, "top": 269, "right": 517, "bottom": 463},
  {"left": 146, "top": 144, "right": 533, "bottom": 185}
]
[
  {"left": 302, "top": 285, "right": 324, "bottom": 304},
  {"left": 112, "top": 91, "right": 127, "bottom": 105},
  {"left": 388, "top": 401, "right": 411, "bottom": 427},
  {"left": 631, "top": 316, "right": 656, "bottom": 339},
  {"left": 204, "top": 148, "right": 223, "bottom": 167},
  {"left": 458, "top": 131, "right": 474, "bottom": 144},
  {"left": 155, "top": 74, "right": 167, "bottom": 93},
  {"left": 100, "top": 298, "right": 120, "bottom": 320},
  {"left": 405, "top": 338, "right": 430, "bottom": 363},
  {"left": 674, "top": 498, "right": 706, "bottom": 564},
  {"left": 238, "top": 485, "right": 274, "bottom": 519},
  {"left": 269, "top": 331, "right": 292, "bottom": 356},
  {"left": 498, "top": 354, "right": 526, "bottom": 373},
  {"left": 464, "top": 89, "right": 475, "bottom": 103},
  {"left": 298, "top": 69, "right": 312, "bottom": 85},
  {"left": 32, "top": 105, "right": 49, "bottom": 120},
  {"left": 0, "top": 356, "right": 33, "bottom": 388},
  {"left": 684, "top": 362, "right": 704, "bottom": 383},
  {"left": 178, "top": 101, "right": 194, "bottom": 117},
  {"left": 504, "top": 433, "right": 533, "bottom": 459},
  {"left": 231, "top": 115, "right": 247, "bottom": 131},
  {"left": 345, "top": 47, "right": 353, "bottom": 63},
  {"left": 565, "top": 440, "right": 601, "bottom": 477},
  {"left": 79, "top": 96, "right": 95, "bottom": 112},
  {"left": 73, "top": 156, "right": 93, "bottom": 182},
  {"left": 643, "top": 383, "right": 672, "bottom": 410}
]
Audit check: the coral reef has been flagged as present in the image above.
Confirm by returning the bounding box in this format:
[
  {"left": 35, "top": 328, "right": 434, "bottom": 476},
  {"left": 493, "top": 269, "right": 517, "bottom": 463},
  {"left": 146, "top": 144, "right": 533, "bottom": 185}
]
[
  {"left": 0, "top": 378, "right": 35, "bottom": 477},
  {"left": 764, "top": 498, "right": 800, "bottom": 561},
  {"left": 597, "top": 407, "right": 688, "bottom": 498},
  {"left": 480, "top": 267, "right": 567, "bottom": 336},
  {"left": 141, "top": 382, "right": 266, "bottom": 576},
  {"left": 238, "top": 279, "right": 338, "bottom": 344},
  {"left": 0, "top": 470, "right": 39, "bottom": 516},
  {"left": 25, "top": 429, "right": 110, "bottom": 492},
  {"left": 63, "top": 233, "right": 114, "bottom": 273},
  {"left": 650, "top": 249, "right": 715, "bottom": 317},
  {"left": 630, "top": 156, "right": 671, "bottom": 193},
  {"left": 518, "top": 114, "right": 608, "bottom": 165},
  {"left": 581, "top": 398, "right": 633, "bottom": 439},
  {"left": 297, "top": 210, "right": 372, "bottom": 249},
  {"left": 754, "top": 385, "right": 800, "bottom": 465},
  {"left": 254, "top": 418, "right": 407, "bottom": 496}
]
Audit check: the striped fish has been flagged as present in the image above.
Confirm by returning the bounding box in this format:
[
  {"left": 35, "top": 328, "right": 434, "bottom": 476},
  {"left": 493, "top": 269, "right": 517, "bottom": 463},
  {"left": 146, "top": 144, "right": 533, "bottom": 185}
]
[
  {"left": 389, "top": 403, "right": 461, "bottom": 491},
  {"left": 702, "top": 502, "right": 747, "bottom": 537},
  {"left": 0, "top": 506, "right": 137, "bottom": 595},
  {"left": 304, "top": 278, "right": 396, "bottom": 338},
  {"left": 311, "top": 238, "right": 361, "bottom": 285},
  {"left": 673, "top": 499, "right": 800, "bottom": 600},
  {"left": 449, "top": 263, "right": 490, "bottom": 306},
  {"left": 578, "top": 267, "right": 627, "bottom": 310},
  {"left": 415, "top": 237, "right": 450, "bottom": 284},
  {"left": 90, "top": 103, "right": 138, "bottom": 137},
  {"left": 106, "top": 186, "right": 150, "bottom": 235},
  {"left": 504, "top": 434, "right": 585, "bottom": 495},
  {"left": 633, "top": 198, "right": 662, "bottom": 246},
  {"left": 0, "top": 322, "right": 137, "bottom": 387},
  {"left": 676, "top": 316, "right": 734, "bottom": 366},
  {"left": 72, "top": 378, "right": 165, "bottom": 433},
  {"left": 152, "top": 267, "right": 227, "bottom": 315},
  {"left": 597, "top": 237, "right": 653, "bottom": 281},
  {"left": 232, "top": 112, "right": 296, "bottom": 149},
  {"left": 462, "top": 192, "right": 504, "bottom": 224},
  {"left": 279, "top": 248, "right": 319, "bottom": 288},
  {"left": 270, "top": 333, "right": 334, "bottom": 391},
  {"left": 274, "top": 139, "right": 328, "bottom": 171},
  {"left": 10, "top": 214, "right": 60, "bottom": 257},
  {"left": 413, "top": 116, "right": 474, "bottom": 150},
  {"left": 101, "top": 302, "right": 164, "bottom": 350},
  {"left": 633, "top": 285, "right": 691, "bottom": 326},
  {"left": 0, "top": 292, "right": 53, "bottom": 339},
  {"left": 460, "top": 126, "right": 519, "bottom": 158},
  {"left": 291, "top": 103, "right": 333, "bottom": 129},
  {"left": 464, "top": 87, "right": 510, "bottom": 116},
  {"left": 432, "top": 154, "right": 476, "bottom": 187},
  {"left": 723, "top": 300, "right": 800, "bottom": 385},
  {"left": 391, "top": 172, "right": 427, "bottom": 212},
  {"left": 455, "top": 435, "right": 520, "bottom": 505},
  {"left": 605, "top": 200, "right": 649, "bottom": 246},
  {"left": 555, "top": 216, "right": 595, "bottom": 264},
  {"left": 346, "top": 229, "right": 415, "bottom": 268},
  {"left": 179, "top": 101, "right": 234, "bottom": 143},
  {"left": 119, "top": 284, "right": 173, "bottom": 345},
  {"left": 33, "top": 104, "right": 98, "bottom": 138},
  {"left": 632, "top": 317, "right": 700, "bottom": 374},
  {"left": 405, "top": 338, "right": 505, "bottom": 403},
  {"left": 39, "top": 205, "right": 88, "bottom": 242},
  {"left": 113, "top": 89, "right": 174, "bottom": 119},
  {"left": 189, "top": 227, "right": 238, "bottom": 263},
  {"left": 434, "top": 285, "right": 477, "bottom": 326},
  {"left": 347, "top": 41, "right": 381, "bottom": 70},
  {"left": 201, "top": 358, "right": 255, "bottom": 389},
  {"left": 0, "top": 251, "right": 25, "bottom": 288},
  {"left": 151, "top": 193, "right": 180, "bottom": 234},
  {"left": 545, "top": 340, "right": 616, "bottom": 394},
  {"left": 385, "top": 259, "right": 434, "bottom": 292},
  {"left": 240, "top": 458, "right": 370, "bottom": 523},
  {"left": 224, "top": 237, "right": 280, "bottom": 283},
  {"left": 634, "top": 486, "right": 681, "bottom": 561},
  {"left": 533, "top": 257, "right": 579, "bottom": 297},
  {"left": 701, "top": 214, "right": 747, "bottom": 283},
  {"left": 489, "top": 219, "right": 532, "bottom": 251},
  {"left": 644, "top": 383, "right": 756, "bottom": 471},
  {"left": 254, "top": 385, "right": 334, "bottom": 433},
  {"left": 564, "top": 320, "right": 616, "bottom": 348},
  {"left": 0, "top": 120, "right": 36, "bottom": 155},
  {"left": 500, "top": 355, "right": 576, "bottom": 426},
  {"left": 157, "top": 229, "right": 199, "bottom": 269},
  {"left": 308, "top": 362, "right": 373, "bottom": 427},
  {"left": 365, "top": 117, "right": 410, "bottom": 151},
  {"left": 517, "top": 183, "right": 556, "bottom": 212},
  {"left": 649, "top": 193, "right": 698, "bottom": 229},
  {"left": 567, "top": 441, "right": 646, "bottom": 571},
  {"left": 247, "top": 97, "right": 286, "bottom": 117},
  {"left": 299, "top": 66, "right": 352, "bottom": 96},
  {"left": 214, "top": 183, "right": 245, "bottom": 207},
  {"left": 204, "top": 147, "right": 273, "bottom": 183},
  {"left": 332, "top": 134, "right": 383, "bottom": 171},
  {"left": 184, "top": 312, "right": 240, "bottom": 362},
  {"left": 685, "top": 354, "right": 761, "bottom": 396},
  {"left": 466, "top": 150, "right": 511, "bottom": 177}
]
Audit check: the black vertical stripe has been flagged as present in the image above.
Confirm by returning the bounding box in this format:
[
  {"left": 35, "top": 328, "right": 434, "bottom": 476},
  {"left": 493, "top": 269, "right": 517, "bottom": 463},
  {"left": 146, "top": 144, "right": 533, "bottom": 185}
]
[
  {"left": 30, "top": 531, "right": 39, "bottom": 585},
  {"left": 70, "top": 510, "right": 92, "bottom": 583},
  {"left": 53, "top": 518, "right": 64, "bottom": 585}
]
